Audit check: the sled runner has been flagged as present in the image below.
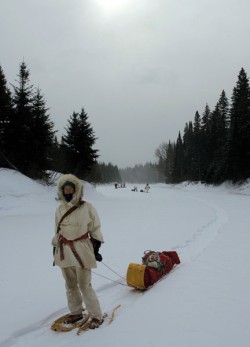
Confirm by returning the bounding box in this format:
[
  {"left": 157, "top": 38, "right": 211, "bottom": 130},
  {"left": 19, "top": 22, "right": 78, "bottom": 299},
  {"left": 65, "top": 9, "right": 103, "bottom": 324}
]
[{"left": 126, "top": 250, "right": 180, "bottom": 289}]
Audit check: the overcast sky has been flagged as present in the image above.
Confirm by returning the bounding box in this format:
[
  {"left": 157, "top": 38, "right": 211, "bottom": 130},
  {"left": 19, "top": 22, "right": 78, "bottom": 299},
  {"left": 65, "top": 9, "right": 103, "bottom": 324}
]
[{"left": 1, "top": 0, "right": 250, "bottom": 168}]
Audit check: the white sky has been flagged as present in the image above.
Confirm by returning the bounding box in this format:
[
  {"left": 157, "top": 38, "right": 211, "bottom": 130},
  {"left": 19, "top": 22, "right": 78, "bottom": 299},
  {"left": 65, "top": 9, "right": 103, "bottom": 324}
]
[{"left": 1, "top": 0, "right": 250, "bottom": 168}]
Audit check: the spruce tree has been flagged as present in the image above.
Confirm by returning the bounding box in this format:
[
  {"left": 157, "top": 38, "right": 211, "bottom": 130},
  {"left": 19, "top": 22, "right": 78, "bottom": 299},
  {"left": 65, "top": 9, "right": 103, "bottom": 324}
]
[
  {"left": 192, "top": 111, "right": 202, "bottom": 181},
  {"left": 7, "top": 62, "right": 55, "bottom": 178},
  {"left": 49, "top": 135, "right": 66, "bottom": 174},
  {"left": 0, "top": 65, "right": 13, "bottom": 168},
  {"left": 88, "top": 162, "right": 103, "bottom": 183},
  {"left": 172, "top": 132, "right": 184, "bottom": 183},
  {"left": 183, "top": 121, "right": 195, "bottom": 180},
  {"left": 228, "top": 68, "right": 250, "bottom": 181},
  {"left": 62, "top": 108, "right": 99, "bottom": 178},
  {"left": 207, "top": 90, "right": 229, "bottom": 183},
  {"left": 165, "top": 141, "right": 175, "bottom": 183},
  {"left": 9, "top": 62, "right": 35, "bottom": 175},
  {"left": 30, "top": 88, "right": 55, "bottom": 178},
  {"left": 200, "top": 104, "right": 212, "bottom": 180}
]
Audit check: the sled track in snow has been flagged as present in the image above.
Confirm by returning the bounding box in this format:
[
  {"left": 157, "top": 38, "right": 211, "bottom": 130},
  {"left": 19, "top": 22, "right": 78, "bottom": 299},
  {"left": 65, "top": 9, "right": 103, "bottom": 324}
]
[
  {"left": 0, "top": 283, "right": 127, "bottom": 347},
  {"left": 0, "top": 273, "right": 147, "bottom": 347},
  {"left": 0, "top": 309, "right": 66, "bottom": 347},
  {"left": 173, "top": 195, "right": 228, "bottom": 263}
]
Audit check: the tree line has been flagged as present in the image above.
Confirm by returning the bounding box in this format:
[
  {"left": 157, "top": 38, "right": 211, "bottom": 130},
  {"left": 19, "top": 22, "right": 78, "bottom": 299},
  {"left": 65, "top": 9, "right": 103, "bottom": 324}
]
[
  {"left": 0, "top": 61, "right": 121, "bottom": 183},
  {"left": 120, "top": 162, "right": 162, "bottom": 184},
  {"left": 155, "top": 68, "right": 250, "bottom": 184},
  {"left": 2, "top": 62, "right": 249, "bottom": 185}
]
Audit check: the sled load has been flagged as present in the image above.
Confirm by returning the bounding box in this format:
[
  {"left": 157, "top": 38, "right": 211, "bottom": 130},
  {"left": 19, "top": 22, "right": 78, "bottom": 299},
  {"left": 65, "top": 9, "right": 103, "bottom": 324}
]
[{"left": 126, "top": 250, "right": 181, "bottom": 290}]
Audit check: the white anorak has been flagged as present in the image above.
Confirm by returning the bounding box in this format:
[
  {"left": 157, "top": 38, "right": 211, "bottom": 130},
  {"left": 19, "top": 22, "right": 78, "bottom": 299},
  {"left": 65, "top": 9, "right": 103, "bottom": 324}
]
[{"left": 52, "top": 174, "right": 104, "bottom": 268}]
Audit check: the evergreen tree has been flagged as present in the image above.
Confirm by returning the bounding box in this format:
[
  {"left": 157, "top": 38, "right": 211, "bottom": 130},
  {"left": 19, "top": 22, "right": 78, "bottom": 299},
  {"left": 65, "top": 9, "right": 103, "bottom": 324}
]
[
  {"left": 8, "top": 62, "right": 35, "bottom": 175},
  {"left": 192, "top": 111, "right": 203, "bottom": 180},
  {"left": 206, "top": 90, "right": 229, "bottom": 183},
  {"left": 165, "top": 141, "right": 175, "bottom": 183},
  {"left": 49, "top": 135, "right": 65, "bottom": 174},
  {"left": 0, "top": 65, "right": 13, "bottom": 167},
  {"left": 183, "top": 121, "right": 195, "bottom": 180},
  {"left": 88, "top": 162, "right": 103, "bottom": 183},
  {"left": 30, "top": 88, "right": 55, "bottom": 178},
  {"left": 62, "top": 108, "right": 99, "bottom": 178},
  {"left": 200, "top": 104, "right": 212, "bottom": 180},
  {"left": 172, "top": 132, "right": 184, "bottom": 183},
  {"left": 7, "top": 62, "right": 56, "bottom": 178},
  {"left": 228, "top": 68, "right": 250, "bottom": 181}
]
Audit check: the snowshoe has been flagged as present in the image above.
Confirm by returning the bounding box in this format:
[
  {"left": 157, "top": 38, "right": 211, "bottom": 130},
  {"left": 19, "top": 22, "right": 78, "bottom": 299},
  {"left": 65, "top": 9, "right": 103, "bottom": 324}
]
[{"left": 51, "top": 313, "right": 89, "bottom": 332}]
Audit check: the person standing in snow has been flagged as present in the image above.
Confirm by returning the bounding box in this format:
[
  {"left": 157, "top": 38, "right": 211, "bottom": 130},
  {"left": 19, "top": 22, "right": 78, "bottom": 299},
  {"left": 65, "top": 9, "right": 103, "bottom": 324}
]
[
  {"left": 52, "top": 174, "right": 104, "bottom": 329},
  {"left": 144, "top": 183, "right": 150, "bottom": 193}
]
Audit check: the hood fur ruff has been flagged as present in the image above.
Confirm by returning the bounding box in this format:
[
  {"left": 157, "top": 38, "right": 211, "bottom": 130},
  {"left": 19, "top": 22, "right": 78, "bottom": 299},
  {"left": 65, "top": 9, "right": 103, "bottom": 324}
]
[{"left": 57, "top": 174, "right": 83, "bottom": 205}]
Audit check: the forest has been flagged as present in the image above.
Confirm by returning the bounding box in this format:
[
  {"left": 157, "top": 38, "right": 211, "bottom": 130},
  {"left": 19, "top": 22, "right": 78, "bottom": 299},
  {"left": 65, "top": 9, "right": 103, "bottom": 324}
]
[{"left": 155, "top": 68, "right": 250, "bottom": 184}]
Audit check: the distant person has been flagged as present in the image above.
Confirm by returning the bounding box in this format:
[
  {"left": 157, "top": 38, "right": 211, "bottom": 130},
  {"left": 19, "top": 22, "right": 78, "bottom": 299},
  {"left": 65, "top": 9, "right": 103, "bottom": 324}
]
[
  {"left": 115, "top": 182, "right": 118, "bottom": 189},
  {"left": 144, "top": 183, "right": 150, "bottom": 193},
  {"left": 52, "top": 174, "right": 104, "bottom": 329}
]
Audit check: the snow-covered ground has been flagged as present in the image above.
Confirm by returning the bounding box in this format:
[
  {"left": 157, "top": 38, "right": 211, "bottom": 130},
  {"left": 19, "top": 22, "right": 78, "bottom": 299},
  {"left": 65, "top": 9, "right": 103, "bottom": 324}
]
[{"left": 0, "top": 169, "right": 250, "bottom": 347}]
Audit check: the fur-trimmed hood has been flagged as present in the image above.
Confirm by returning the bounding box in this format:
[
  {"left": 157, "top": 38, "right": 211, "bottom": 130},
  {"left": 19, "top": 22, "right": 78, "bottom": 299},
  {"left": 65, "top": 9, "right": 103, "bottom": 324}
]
[{"left": 57, "top": 174, "right": 83, "bottom": 205}]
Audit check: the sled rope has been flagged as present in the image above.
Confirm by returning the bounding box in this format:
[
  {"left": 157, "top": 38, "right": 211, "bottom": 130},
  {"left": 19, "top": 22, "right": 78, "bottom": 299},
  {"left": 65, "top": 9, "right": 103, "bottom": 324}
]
[
  {"left": 92, "top": 270, "right": 129, "bottom": 286},
  {"left": 101, "top": 261, "right": 126, "bottom": 280}
]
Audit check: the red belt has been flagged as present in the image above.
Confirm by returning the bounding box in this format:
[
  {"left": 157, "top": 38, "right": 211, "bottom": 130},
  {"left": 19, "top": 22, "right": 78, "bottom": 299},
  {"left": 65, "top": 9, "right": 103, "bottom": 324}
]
[{"left": 59, "top": 232, "right": 89, "bottom": 268}]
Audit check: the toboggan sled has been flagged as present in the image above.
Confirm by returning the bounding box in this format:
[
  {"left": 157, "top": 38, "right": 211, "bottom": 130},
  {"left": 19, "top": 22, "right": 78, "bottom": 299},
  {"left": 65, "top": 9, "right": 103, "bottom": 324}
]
[{"left": 126, "top": 250, "right": 180, "bottom": 289}]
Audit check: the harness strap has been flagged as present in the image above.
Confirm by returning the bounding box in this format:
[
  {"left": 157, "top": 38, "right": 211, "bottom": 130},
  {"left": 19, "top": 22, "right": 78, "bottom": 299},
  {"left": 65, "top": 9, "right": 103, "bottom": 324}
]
[
  {"left": 56, "top": 201, "right": 85, "bottom": 234},
  {"left": 59, "top": 232, "right": 89, "bottom": 268}
]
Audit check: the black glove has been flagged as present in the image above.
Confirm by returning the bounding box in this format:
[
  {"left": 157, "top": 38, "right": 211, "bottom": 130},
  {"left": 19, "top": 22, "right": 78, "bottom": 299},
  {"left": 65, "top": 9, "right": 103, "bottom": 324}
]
[
  {"left": 91, "top": 238, "right": 103, "bottom": 262},
  {"left": 95, "top": 253, "right": 103, "bottom": 262}
]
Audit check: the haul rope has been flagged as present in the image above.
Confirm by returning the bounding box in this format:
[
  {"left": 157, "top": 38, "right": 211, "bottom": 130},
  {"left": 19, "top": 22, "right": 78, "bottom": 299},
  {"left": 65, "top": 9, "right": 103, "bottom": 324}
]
[
  {"left": 92, "top": 270, "right": 129, "bottom": 286},
  {"left": 92, "top": 261, "right": 128, "bottom": 286},
  {"left": 101, "top": 261, "right": 126, "bottom": 280}
]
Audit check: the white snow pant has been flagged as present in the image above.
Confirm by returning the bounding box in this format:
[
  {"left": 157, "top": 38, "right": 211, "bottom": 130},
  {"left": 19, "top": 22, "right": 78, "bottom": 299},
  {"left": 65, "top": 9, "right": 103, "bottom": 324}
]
[{"left": 61, "top": 267, "right": 102, "bottom": 320}]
